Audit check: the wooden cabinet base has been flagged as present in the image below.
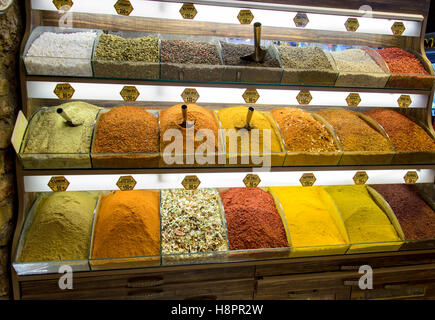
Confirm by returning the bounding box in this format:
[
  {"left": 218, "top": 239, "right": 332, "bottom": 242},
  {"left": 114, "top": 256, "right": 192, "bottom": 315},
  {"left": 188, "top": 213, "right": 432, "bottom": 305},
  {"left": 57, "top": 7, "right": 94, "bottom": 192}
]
[{"left": 13, "top": 249, "right": 435, "bottom": 300}]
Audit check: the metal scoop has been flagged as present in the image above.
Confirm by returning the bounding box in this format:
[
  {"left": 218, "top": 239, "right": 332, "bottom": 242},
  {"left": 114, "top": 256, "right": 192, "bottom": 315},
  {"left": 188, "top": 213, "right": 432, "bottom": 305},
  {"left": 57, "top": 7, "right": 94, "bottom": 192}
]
[
  {"left": 235, "top": 107, "right": 256, "bottom": 131},
  {"left": 57, "top": 108, "right": 83, "bottom": 127},
  {"left": 240, "top": 22, "right": 267, "bottom": 63},
  {"left": 179, "top": 104, "right": 194, "bottom": 128}
]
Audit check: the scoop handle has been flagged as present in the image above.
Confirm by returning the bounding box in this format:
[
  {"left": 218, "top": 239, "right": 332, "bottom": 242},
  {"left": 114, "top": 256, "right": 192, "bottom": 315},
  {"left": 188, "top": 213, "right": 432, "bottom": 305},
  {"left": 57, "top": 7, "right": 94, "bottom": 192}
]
[
  {"left": 254, "top": 22, "right": 262, "bottom": 62},
  {"left": 246, "top": 107, "right": 255, "bottom": 127},
  {"left": 57, "top": 108, "right": 73, "bottom": 124},
  {"left": 181, "top": 104, "right": 188, "bottom": 124}
]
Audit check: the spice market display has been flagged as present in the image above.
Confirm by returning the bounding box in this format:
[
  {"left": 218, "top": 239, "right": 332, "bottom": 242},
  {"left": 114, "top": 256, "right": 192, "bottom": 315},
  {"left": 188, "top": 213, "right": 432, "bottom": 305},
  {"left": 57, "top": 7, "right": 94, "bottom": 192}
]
[{"left": 7, "top": 0, "right": 435, "bottom": 301}]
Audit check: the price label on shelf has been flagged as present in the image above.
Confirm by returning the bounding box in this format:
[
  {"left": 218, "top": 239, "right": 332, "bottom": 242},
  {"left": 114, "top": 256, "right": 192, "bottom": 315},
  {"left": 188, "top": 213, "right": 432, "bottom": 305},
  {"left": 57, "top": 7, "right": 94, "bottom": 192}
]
[
  {"left": 182, "top": 175, "right": 201, "bottom": 190},
  {"left": 52, "top": 0, "right": 73, "bottom": 10},
  {"left": 54, "top": 83, "right": 75, "bottom": 100},
  {"left": 120, "top": 86, "right": 140, "bottom": 101},
  {"left": 48, "top": 176, "right": 70, "bottom": 192},
  {"left": 237, "top": 10, "right": 254, "bottom": 24},
  {"left": 293, "top": 13, "right": 309, "bottom": 28},
  {"left": 353, "top": 171, "right": 368, "bottom": 185},
  {"left": 346, "top": 93, "right": 361, "bottom": 107},
  {"left": 181, "top": 88, "right": 199, "bottom": 103},
  {"left": 116, "top": 176, "right": 137, "bottom": 191},
  {"left": 242, "top": 89, "right": 260, "bottom": 104},
  {"left": 243, "top": 174, "right": 261, "bottom": 188},
  {"left": 299, "top": 173, "right": 316, "bottom": 187},
  {"left": 180, "top": 3, "right": 197, "bottom": 19},
  {"left": 345, "top": 18, "right": 359, "bottom": 32},
  {"left": 397, "top": 95, "right": 412, "bottom": 108},
  {"left": 114, "top": 0, "right": 134, "bottom": 16},
  {"left": 391, "top": 22, "right": 406, "bottom": 36},
  {"left": 297, "top": 90, "right": 312, "bottom": 105},
  {"left": 404, "top": 171, "right": 418, "bottom": 184}
]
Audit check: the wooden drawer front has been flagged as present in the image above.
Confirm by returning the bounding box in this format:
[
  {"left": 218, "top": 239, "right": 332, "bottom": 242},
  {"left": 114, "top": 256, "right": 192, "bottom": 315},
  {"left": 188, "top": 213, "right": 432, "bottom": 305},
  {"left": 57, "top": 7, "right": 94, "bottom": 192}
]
[
  {"left": 256, "top": 250, "right": 435, "bottom": 277},
  {"left": 21, "top": 278, "right": 255, "bottom": 300},
  {"left": 20, "top": 266, "right": 255, "bottom": 299},
  {"left": 256, "top": 272, "right": 354, "bottom": 300},
  {"left": 350, "top": 264, "right": 435, "bottom": 300}
]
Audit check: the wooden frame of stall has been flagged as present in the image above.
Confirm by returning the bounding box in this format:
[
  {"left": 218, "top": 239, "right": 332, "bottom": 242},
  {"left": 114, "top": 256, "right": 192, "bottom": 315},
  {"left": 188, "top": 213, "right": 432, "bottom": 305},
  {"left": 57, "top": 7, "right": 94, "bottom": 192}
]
[{"left": 11, "top": 0, "right": 435, "bottom": 300}]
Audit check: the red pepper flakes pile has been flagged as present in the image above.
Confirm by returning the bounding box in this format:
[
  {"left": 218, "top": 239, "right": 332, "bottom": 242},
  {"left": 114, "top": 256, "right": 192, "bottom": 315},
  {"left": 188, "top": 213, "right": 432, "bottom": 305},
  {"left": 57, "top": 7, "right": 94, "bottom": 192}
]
[
  {"left": 365, "top": 109, "right": 435, "bottom": 152},
  {"left": 220, "top": 188, "right": 289, "bottom": 250},
  {"left": 376, "top": 48, "right": 429, "bottom": 74}
]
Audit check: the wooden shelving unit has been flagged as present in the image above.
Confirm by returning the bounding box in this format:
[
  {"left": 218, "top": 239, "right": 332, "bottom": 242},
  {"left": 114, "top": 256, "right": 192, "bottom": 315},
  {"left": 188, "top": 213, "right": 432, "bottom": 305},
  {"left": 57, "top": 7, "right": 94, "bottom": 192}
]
[{"left": 11, "top": 0, "right": 435, "bottom": 300}]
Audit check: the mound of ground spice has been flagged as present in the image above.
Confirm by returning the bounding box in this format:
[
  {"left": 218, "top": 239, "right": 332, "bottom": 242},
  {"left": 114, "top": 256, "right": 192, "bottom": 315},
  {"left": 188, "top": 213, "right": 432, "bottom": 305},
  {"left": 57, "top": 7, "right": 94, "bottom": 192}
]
[
  {"left": 271, "top": 108, "right": 338, "bottom": 152},
  {"left": 317, "top": 109, "right": 394, "bottom": 152},
  {"left": 91, "top": 190, "right": 160, "bottom": 259},
  {"left": 365, "top": 109, "right": 435, "bottom": 152},
  {"left": 371, "top": 184, "right": 435, "bottom": 241},
  {"left": 160, "top": 104, "right": 219, "bottom": 153},
  {"left": 93, "top": 106, "right": 159, "bottom": 153},
  {"left": 220, "top": 188, "right": 288, "bottom": 250},
  {"left": 376, "top": 48, "right": 428, "bottom": 74}
]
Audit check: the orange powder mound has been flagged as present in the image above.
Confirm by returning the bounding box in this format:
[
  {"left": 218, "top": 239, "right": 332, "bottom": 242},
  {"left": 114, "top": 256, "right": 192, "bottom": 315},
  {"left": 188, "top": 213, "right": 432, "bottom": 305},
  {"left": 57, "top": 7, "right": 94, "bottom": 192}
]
[
  {"left": 93, "top": 106, "right": 159, "bottom": 153},
  {"left": 91, "top": 190, "right": 160, "bottom": 259},
  {"left": 160, "top": 104, "right": 219, "bottom": 153}
]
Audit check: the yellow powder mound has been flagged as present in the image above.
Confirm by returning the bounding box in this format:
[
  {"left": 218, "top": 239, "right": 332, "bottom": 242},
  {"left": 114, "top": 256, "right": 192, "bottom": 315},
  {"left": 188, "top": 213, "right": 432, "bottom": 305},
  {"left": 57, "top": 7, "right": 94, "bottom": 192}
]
[
  {"left": 270, "top": 186, "right": 348, "bottom": 249},
  {"left": 323, "top": 185, "right": 400, "bottom": 244},
  {"left": 218, "top": 106, "right": 282, "bottom": 153}
]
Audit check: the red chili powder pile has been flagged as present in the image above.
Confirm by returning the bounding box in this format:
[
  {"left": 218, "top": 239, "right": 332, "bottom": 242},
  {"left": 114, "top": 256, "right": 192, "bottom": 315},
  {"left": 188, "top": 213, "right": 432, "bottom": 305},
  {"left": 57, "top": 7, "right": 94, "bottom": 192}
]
[
  {"left": 365, "top": 109, "right": 435, "bottom": 152},
  {"left": 376, "top": 48, "right": 429, "bottom": 74},
  {"left": 220, "top": 188, "right": 289, "bottom": 250},
  {"left": 93, "top": 106, "right": 159, "bottom": 153},
  {"left": 372, "top": 184, "right": 435, "bottom": 241}
]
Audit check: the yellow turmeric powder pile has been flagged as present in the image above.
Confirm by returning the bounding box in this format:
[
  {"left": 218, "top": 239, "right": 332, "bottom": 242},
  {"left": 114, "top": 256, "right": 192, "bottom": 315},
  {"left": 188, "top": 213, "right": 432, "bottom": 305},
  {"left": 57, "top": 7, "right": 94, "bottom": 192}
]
[
  {"left": 323, "top": 185, "right": 400, "bottom": 244},
  {"left": 218, "top": 106, "right": 282, "bottom": 154},
  {"left": 269, "top": 186, "right": 348, "bottom": 251},
  {"left": 91, "top": 190, "right": 160, "bottom": 259}
]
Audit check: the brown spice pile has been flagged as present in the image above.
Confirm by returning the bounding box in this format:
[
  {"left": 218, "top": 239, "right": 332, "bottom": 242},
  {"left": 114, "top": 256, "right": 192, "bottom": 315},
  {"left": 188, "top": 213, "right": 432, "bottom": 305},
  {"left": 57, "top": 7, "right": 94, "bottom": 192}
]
[
  {"left": 93, "top": 106, "right": 159, "bottom": 153},
  {"left": 317, "top": 109, "right": 394, "bottom": 152},
  {"left": 372, "top": 184, "right": 435, "bottom": 241},
  {"left": 365, "top": 109, "right": 435, "bottom": 152},
  {"left": 271, "top": 108, "right": 338, "bottom": 152},
  {"left": 160, "top": 104, "right": 218, "bottom": 152}
]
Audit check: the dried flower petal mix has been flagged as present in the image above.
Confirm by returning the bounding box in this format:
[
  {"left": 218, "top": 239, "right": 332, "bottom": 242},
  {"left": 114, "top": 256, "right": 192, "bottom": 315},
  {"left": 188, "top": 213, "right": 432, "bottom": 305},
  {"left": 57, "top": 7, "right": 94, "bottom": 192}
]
[{"left": 161, "top": 189, "right": 228, "bottom": 255}]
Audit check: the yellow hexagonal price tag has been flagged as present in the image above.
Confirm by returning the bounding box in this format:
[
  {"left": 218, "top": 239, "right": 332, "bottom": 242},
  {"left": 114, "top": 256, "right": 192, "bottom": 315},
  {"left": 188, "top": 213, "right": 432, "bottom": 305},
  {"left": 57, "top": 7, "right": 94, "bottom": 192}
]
[
  {"left": 353, "top": 171, "right": 368, "bottom": 185},
  {"left": 404, "top": 171, "right": 418, "bottom": 184},
  {"left": 182, "top": 175, "right": 201, "bottom": 190},
  {"left": 391, "top": 22, "right": 406, "bottom": 36},
  {"left": 293, "top": 13, "right": 309, "bottom": 28},
  {"left": 53, "top": 0, "right": 73, "bottom": 10},
  {"left": 116, "top": 175, "right": 137, "bottom": 191},
  {"left": 297, "top": 90, "right": 312, "bottom": 105},
  {"left": 397, "top": 95, "right": 412, "bottom": 108},
  {"left": 48, "top": 176, "right": 70, "bottom": 192},
  {"left": 243, "top": 174, "right": 261, "bottom": 188},
  {"left": 120, "top": 86, "right": 140, "bottom": 102},
  {"left": 300, "top": 173, "right": 316, "bottom": 187},
  {"left": 54, "top": 83, "right": 75, "bottom": 100},
  {"left": 346, "top": 93, "right": 361, "bottom": 107},
  {"left": 114, "top": 0, "right": 134, "bottom": 16},
  {"left": 238, "top": 10, "right": 254, "bottom": 24},
  {"left": 181, "top": 88, "right": 199, "bottom": 103},
  {"left": 242, "top": 89, "right": 260, "bottom": 104},
  {"left": 345, "top": 18, "right": 359, "bottom": 32},
  {"left": 180, "top": 3, "right": 197, "bottom": 19}
]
